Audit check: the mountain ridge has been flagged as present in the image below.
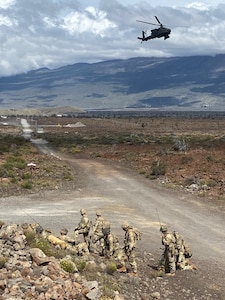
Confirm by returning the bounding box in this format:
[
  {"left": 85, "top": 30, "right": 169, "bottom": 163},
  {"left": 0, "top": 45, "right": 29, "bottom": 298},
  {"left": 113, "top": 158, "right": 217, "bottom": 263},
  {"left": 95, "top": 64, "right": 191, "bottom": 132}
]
[{"left": 0, "top": 54, "right": 225, "bottom": 111}]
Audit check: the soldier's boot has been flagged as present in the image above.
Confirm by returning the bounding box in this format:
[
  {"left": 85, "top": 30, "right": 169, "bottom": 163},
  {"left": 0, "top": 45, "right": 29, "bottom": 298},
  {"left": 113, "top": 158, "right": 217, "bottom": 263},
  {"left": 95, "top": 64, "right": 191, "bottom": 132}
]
[
  {"left": 129, "top": 271, "right": 138, "bottom": 276},
  {"left": 117, "top": 266, "right": 127, "bottom": 273},
  {"left": 184, "top": 264, "right": 197, "bottom": 270},
  {"left": 166, "top": 272, "right": 175, "bottom": 276}
]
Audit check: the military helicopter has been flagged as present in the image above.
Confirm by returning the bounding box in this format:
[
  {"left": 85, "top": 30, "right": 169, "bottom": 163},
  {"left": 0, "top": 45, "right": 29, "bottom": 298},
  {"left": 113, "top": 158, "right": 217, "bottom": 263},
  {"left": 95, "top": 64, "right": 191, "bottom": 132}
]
[{"left": 136, "top": 16, "right": 171, "bottom": 42}]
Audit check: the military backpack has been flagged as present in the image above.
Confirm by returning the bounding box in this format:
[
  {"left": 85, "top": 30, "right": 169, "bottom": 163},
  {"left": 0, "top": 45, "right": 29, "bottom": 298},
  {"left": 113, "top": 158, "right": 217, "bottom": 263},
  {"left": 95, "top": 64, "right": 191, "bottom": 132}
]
[{"left": 132, "top": 227, "right": 142, "bottom": 241}]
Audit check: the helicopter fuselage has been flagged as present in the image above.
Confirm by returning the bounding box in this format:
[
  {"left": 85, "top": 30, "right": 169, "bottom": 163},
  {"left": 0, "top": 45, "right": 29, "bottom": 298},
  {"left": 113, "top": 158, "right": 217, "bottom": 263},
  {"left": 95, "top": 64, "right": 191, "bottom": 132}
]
[{"left": 150, "top": 27, "right": 171, "bottom": 39}]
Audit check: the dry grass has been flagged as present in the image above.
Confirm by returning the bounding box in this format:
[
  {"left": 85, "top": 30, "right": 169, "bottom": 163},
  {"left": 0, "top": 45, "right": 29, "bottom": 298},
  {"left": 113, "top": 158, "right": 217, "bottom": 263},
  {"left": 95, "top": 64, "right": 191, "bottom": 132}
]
[
  {"left": 0, "top": 116, "right": 224, "bottom": 200},
  {"left": 37, "top": 116, "right": 225, "bottom": 201}
]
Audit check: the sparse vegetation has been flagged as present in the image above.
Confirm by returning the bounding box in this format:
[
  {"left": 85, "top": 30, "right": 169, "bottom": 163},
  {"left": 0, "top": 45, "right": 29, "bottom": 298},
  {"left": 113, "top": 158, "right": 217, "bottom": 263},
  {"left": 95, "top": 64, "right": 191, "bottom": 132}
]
[
  {"left": 0, "top": 135, "right": 74, "bottom": 196},
  {"left": 106, "top": 262, "right": 117, "bottom": 275},
  {"left": 21, "top": 181, "right": 33, "bottom": 189},
  {"left": 60, "top": 259, "right": 76, "bottom": 273},
  {"left": 150, "top": 160, "right": 167, "bottom": 177},
  {"left": 0, "top": 116, "right": 224, "bottom": 200},
  {"left": 0, "top": 255, "right": 8, "bottom": 269},
  {"left": 76, "top": 259, "right": 86, "bottom": 272}
]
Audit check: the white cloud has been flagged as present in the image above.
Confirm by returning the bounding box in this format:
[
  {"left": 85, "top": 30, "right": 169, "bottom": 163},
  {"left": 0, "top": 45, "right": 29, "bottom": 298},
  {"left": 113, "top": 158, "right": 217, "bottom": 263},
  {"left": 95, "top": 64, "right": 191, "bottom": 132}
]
[
  {"left": 61, "top": 7, "right": 117, "bottom": 36},
  {"left": 186, "top": 2, "right": 210, "bottom": 10},
  {"left": 0, "top": 14, "right": 17, "bottom": 26},
  {"left": 0, "top": 0, "right": 15, "bottom": 9}
]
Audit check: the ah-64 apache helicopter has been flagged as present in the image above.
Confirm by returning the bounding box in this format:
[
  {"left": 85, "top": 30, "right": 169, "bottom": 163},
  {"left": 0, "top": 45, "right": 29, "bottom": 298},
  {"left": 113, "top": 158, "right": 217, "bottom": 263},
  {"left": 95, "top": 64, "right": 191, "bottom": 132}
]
[{"left": 136, "top": 16, "right": 171, "bottom": 42}]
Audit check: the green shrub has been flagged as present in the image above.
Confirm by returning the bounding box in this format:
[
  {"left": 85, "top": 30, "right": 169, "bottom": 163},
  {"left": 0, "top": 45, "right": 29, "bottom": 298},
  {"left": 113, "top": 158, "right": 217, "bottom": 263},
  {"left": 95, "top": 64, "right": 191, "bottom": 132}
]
[
  {"left": 63, "top": 172, "right": 73, "bottom": 181},
  {"left": 0, "top": 166, "right": 8, "bottom": 177},
  {"left": 34, "top": 238, "right": 57, "bottom": 257},
  {"left": 76, "top": 259, "right": 86, "bottom": 272},
  {"left": 0, "top": 256, "right": 8, "bottom": 269},
  {"left": 206, "top": 179, "right": 217, "bottom": 188},
  {"left": 21, "top": 181, "right": 33, "bottom": 189},
  {"left": 60, "top": 259, "right": 76, "bottom": 273},
  {"left": 5, "top": 155, "right": 26, "bottom": 170},
  {"left": 22, "top": 173, "right": 32, "bottom": 180},
  {"left": 206, "top": 155, "right": 215, "bottom": 162},
  {"left": 10, "top": 177, "right": 18, "bottom": 184},
  {"left": 151, "top": 160, "right": 167, "bottom": 177},
  {"left": 69, "top": 147, "right": 81, "bottom": 154},
  {"left": 23, "top": 228, "right": 36, "bottom": 245},
  {"left": 106, "top": 262, "right": 117, "bottom": 275},
  {"left": 173, "top": 138, "right": 189, "bottom": 152}
]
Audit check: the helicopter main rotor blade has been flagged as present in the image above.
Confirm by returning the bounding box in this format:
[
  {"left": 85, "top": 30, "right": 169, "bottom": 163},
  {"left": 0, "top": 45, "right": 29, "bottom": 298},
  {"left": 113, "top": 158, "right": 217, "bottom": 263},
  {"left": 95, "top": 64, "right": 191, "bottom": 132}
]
[
  {"left": 155, "top": 16, "right": 162, "bottom": 25},
  {"left": 136, "top": 20, "right": 159, "bottom": 26},
  {"left": 136, "top": 18, "right": 188, "bottom": 28}
]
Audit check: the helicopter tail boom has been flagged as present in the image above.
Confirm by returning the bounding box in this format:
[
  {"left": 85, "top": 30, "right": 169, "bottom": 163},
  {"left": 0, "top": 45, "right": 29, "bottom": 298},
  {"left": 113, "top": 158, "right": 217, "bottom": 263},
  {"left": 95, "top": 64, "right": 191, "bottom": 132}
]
[{"left": 137, "top": 31, "right": 152, "bottom": 42}]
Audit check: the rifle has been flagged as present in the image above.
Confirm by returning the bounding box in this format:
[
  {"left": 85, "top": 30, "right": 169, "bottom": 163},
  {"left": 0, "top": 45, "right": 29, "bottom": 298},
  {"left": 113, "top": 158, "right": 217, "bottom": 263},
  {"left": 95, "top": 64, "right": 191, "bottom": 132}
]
[
  {"left": 20, "top": 208, "right": 40, "bottom": 225},
  {"left": 156, "top": 208, "right": 162, "bottom": 230},
  {"left": 20, "top": 208, "right": 43, "bottom": 233}
]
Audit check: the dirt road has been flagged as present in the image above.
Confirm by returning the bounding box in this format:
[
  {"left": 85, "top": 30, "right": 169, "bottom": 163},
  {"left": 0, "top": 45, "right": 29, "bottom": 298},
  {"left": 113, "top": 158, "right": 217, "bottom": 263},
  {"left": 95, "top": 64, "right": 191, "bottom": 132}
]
[{"left": 1, "top": 138, "right": 225, "bottom": 298}]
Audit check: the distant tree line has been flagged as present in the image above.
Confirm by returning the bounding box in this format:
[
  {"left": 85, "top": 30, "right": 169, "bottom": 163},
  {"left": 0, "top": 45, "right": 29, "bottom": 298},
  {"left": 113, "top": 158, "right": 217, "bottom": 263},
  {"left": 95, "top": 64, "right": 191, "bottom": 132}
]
[{"left": 67, "top": 110, "right": 225, "bottom": 119}]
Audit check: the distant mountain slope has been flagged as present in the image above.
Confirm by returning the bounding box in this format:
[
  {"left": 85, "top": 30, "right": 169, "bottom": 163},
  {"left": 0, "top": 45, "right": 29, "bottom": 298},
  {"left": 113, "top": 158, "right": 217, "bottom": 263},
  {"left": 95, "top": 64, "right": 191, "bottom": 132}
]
[{"left": 0, "top": 55, "right": 225, "bottom": 110}]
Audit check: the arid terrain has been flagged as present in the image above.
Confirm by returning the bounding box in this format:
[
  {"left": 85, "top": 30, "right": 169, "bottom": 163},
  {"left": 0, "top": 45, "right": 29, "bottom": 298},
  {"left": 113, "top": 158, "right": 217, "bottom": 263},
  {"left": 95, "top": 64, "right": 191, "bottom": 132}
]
[
  {"left": 0, "top": 115, "right": 225, "bottom": 299},
  {"left": 37, "top": 116, "right": 225, "bottom": 201}
]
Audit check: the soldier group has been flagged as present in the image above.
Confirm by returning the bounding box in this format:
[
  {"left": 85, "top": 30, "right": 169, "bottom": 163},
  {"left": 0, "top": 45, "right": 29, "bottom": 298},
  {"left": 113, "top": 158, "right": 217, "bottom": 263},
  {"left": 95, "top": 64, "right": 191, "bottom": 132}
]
[
  {"left": 70, "top": 208, "right": 195, "bottom": 276},
  {"left": 31, "top": 208, "right": 195, "bottom": 277},
  {"left": 72, "top": 208, "right": 140, "bottom": 276},
  {"left": 159, "top": 225, "right": 196, "bottom": 276}
]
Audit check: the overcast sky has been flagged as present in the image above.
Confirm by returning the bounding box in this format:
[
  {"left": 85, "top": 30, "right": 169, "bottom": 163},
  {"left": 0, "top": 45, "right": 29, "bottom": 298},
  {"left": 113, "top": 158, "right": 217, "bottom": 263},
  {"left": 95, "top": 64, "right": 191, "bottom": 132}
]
[{"left": 1, "top": 0, "right": 225, "bottom": 76}]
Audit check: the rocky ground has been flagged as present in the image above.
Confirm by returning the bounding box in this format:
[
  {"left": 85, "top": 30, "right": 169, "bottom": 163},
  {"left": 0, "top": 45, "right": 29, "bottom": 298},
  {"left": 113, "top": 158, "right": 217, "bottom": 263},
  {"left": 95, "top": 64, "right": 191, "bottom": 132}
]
[{"left": 0, "top": 221, "right": 223, "bottom": 300}]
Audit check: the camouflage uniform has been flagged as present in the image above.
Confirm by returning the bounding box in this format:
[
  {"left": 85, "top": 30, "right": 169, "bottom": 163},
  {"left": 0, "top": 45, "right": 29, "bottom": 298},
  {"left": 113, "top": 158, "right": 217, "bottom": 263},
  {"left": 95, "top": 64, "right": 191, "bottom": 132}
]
[
  {"left": 74, "top": 209, "right": 91, "bottom": 246},
  {"left": 60, "top": 228, "right": 76, "bottom": 245},
  {"left": 91, "top": 211, "right": 106, "bottom": 254},
  {"left": 59, "top": 228, "right": 89, "bottom": 255},
  {"left": 75, "top": 242, "right": 89, "bottom": 256},
  {"left": 173, "top": 231, "right": 194, "bottom": 270},
  {"left": 118, "top": 222, "right": 138, "bottom": 274},
  {"left": 160, "top": 225, "right": 176, "bottom": 276},
  {"left": 102, "top": 224, "right": 120, "bottom": 258}
]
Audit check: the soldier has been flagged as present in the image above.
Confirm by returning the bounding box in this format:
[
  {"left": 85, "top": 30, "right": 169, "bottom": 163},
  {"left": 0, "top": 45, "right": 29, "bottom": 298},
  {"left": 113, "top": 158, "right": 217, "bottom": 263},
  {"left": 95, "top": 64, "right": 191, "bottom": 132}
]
[
  {"left": 102, "top": 221, "right": 120, "bottom": 258},
  {"left": 39, "top": 228, "right": 69, "bottom": 249},
  {"left": 91, "top": 210, "right": 107, "bottom": 255},
  {"left": 59, "top": 228, "right": 76, "bottom": 245},
  {"left": 160, "top": 225, "right": 176, "bottom": 276},
  {"left": 117, "top": 221, "right": 139, "bottom": 276},
  {"left": 75, "top": 242, "right": 90, "bottom": 256},
  {"left": 173, "top": 231, "right": 195, "bottom": 270},
  {"left": 74, "top": 208, "right": 91, "bottom": 246},
  {"left": 59, "top": 228, "right": 89, "bottom": 255}
]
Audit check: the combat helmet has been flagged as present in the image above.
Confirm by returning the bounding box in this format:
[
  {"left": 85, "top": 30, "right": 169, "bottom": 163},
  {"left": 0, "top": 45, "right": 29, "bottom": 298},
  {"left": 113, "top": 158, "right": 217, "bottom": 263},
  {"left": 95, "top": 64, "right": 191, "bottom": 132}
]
[
  {"left": 96, "top": 210, "right": 102, "bottom": 216},
  {"left": 121, "top": 221, "right": 129, "bottom": 230},
  {"left": 80, "top": 208, "right": 87, "bottom": 215},
  {"left": 60, "top": 228, "right": 68, "bottom": 235},
  {"left": 160, "top": 225, "right": 167, "bottom": 232},
  {"left": 36, "top": 225, "right": 43, "bottom": 234}
]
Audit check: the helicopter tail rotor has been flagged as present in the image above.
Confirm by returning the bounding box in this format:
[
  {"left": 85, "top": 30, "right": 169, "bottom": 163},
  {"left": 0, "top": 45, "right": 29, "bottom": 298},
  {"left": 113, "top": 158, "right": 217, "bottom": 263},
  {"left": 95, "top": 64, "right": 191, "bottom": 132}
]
[
  {"left": 137, "top": 30, "right": 147, "bottom": 42},
  {"left": 142, "top": 30, "right": 147, "bottom": 39}
]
